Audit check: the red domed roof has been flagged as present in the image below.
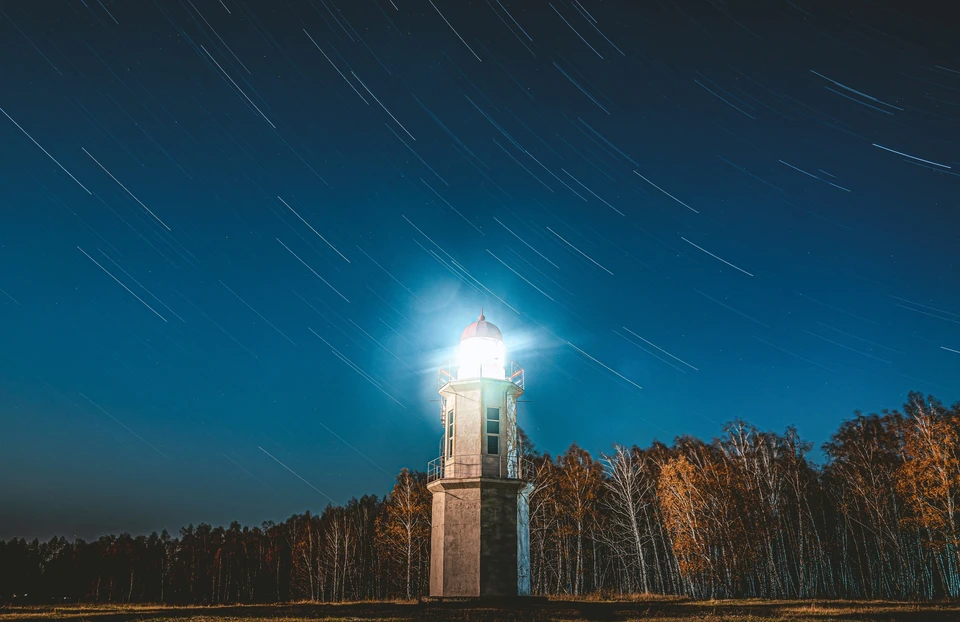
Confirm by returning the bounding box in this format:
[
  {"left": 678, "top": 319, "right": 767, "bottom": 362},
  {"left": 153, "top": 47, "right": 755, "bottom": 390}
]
[{"left": 460, "top": 311, "right": 502, "bottom": 342}]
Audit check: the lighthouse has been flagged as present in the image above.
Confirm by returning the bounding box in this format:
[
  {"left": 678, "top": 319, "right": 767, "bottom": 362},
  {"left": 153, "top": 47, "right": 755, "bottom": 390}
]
[{"left": 427, "top": 312, "right": 533, "bottom": 598}]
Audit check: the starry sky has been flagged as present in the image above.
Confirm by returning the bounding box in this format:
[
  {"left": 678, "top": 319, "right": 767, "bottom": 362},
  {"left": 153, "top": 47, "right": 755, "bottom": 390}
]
[{"left": 1, "top": 0, "right": 958, "bottom": 541}]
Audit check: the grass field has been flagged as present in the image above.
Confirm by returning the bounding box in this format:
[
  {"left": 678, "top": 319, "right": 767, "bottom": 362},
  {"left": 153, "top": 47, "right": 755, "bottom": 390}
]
[{"left": 3, "top": 598, "right": 960, "bottom": 622}]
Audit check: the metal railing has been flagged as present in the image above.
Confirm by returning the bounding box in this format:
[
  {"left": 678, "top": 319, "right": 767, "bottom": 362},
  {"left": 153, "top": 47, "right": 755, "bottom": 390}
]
[
  {"left": 437, "top": 361, "right": 524, "bottom": 390},
  {"left": 507, "top": 361, "right": 524, "bottom": 390},
  {"left": 438, "top": 364, "right": 455, "bottom": 390},
  {"left": 427, "top": 453, "right": 534, "bottom": 483}
]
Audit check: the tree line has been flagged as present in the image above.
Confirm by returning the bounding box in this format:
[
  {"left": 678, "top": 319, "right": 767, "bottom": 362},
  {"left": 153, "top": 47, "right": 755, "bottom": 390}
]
[{"left": 2, "top": 391, "right": 958, "bottom": 603}]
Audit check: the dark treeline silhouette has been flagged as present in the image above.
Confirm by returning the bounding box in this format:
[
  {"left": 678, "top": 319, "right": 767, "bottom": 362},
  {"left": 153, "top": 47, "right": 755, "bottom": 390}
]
[
  {"left": 2, "top": 391, "right": 959, "bottom": 603},
  {"left": 0, "top": 471, "right": 430, "bottom": 605}
]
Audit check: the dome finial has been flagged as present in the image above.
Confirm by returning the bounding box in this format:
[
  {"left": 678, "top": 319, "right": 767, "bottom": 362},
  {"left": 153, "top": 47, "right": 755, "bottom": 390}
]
[{"left": 479, "top": 308, "right": 485, "bottom": 321}]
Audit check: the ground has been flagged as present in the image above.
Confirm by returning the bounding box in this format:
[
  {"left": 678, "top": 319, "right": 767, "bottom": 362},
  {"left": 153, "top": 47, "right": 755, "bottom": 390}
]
[{"left": 3, "top": 598, "right": 960, "bottom": 622}]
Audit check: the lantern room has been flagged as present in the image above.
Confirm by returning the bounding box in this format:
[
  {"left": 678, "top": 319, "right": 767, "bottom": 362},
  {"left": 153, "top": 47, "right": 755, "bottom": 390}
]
[{"left": 457, "top": 311, "right": 506, "bottom": 380}]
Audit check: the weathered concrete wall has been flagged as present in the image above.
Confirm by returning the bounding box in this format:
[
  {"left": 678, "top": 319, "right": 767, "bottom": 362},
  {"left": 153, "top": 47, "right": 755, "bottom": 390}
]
[
  {"left": 505, "top": 396, "right": 519, "bottom": 477},
  {"left": 458, "top": 384, "right": 484, "bottom": 458},
  {"left": 479, "top": 482, "right": 519, "bottom": 596},
  {"left": 480, "top": 381, "right": 520, "bottom": 477},
  {"left": 429, "top": 478, "right": 481, "bottom": 597},
  {"left": 429, "top": 478, "right": 526, "bottom": 598},
  {"left": 440, "top": 378, "right": 522, "bottom": 478},
  {"left": 517, "top": 482, "right": 533, "bottom": 596},
  {"left": 429, "top": 480, "right": 446, "bottom": 596}
]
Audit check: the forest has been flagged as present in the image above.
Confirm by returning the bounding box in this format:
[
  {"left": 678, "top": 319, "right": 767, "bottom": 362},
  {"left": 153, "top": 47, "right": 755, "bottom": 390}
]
[{"left": 2, "top": 391, "right": 959, "bottom": 604}]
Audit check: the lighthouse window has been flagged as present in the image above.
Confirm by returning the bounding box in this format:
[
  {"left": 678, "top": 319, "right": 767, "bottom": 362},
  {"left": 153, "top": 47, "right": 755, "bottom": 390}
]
[
  {"left": 486, "top": 407, "right": 500, "bottom": 455},
  {"left": 446, "top": 410, "right": 455, "bottom": 456}
]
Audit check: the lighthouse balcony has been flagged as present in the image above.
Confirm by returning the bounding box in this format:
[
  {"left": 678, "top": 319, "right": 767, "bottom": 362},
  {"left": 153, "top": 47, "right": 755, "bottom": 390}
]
[
  {"left": 427, "top": 452, "right": 535, "bottom": 483},
  {"left": 438, "top": 361, "right": 524, "bottom": 390}
]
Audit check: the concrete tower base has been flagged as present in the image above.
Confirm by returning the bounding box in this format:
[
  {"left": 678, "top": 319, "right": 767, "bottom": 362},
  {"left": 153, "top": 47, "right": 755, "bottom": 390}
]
[{"left": 428, "top": 477, "right": 530, "bottom": 597}]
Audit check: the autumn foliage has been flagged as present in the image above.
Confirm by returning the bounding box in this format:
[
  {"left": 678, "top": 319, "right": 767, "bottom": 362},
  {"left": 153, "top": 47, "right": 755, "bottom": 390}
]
[{"left": 2, "top": 391, "right": 959, "bottom": 603}]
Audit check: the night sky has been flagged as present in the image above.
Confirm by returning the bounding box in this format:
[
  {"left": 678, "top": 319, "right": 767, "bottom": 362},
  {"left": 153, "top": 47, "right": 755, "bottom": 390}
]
[{"left": 1, "top": 0, "right": 958, "bottom": 541}]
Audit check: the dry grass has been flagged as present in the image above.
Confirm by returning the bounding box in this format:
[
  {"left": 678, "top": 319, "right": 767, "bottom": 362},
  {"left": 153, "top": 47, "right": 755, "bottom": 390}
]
[{"left": 2, "top": 598, "right": 959, "bottom": 622}]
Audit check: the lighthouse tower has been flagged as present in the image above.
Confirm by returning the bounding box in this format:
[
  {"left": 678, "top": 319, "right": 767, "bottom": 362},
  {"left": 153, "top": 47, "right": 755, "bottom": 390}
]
[{"left": 427, "top": 312, "right": 532, "bottom": 598}]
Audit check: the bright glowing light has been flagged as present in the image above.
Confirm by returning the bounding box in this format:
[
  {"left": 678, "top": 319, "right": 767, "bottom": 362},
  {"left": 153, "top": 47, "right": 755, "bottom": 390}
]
[{"left": 458, "top": 336, "right": 506, "bottom": 380}]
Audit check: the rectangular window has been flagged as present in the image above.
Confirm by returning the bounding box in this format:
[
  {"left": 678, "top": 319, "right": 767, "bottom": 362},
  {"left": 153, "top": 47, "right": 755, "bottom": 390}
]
[
  {"left": 485, "top": 407, "right": 500, "bottom": 455},
  {"left": 446, "top": 410, "right": 455, "bottom": 456}
]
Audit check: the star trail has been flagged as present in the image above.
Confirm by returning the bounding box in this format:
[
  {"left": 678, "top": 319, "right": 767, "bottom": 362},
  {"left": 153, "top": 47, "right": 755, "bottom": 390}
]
[{"left": 0, "top": 0, "right": 957, "bottom": 540}]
